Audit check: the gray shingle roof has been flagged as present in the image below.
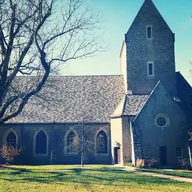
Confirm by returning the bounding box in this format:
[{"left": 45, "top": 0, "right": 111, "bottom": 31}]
[
  {"left": 7, "top": 75, "right": 125, "bottom": 123},
  {"left": 112, "top": 94, "right": 149, "bottom": 117}
]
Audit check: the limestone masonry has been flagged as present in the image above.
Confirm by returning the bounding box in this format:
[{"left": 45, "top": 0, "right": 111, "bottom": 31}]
[{"left": 1, "top": 0, "right": 192, "bottom": 167}]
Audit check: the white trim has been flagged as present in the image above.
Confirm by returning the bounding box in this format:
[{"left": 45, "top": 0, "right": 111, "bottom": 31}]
[
  {"left": 155, "top": 114, "right": 170, "bottom": 129},
  {"left": 95, "top": 128, "right": 109, "bottom": 156},
  {"left": 130, "top": 123, "right": 135, "bottom": 166},
  {"left": 146, "top": 25, "right": 153, "bottom": 39},
  {"left": 147, "top": 61, "right": 154, "bottom": 77},
  {"left": 64, "top": 128, "right": 79, "bottom": 155},
  {"left": 188, "top": 146, "right": 192, "bottom": 166},
  {"left": 33, "top": 129, "right": 49, "bottom": 156},
  {"left": 3, "top": 128, "right": 18, "bottom": 147}
]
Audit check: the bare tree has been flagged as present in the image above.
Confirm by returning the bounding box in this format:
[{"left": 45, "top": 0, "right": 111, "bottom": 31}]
[
  {"left": 63, "top": 121, "right": 94, "bottom": 167},
  {"left": 77, "top": 121, "right": 94, "bottom": 167},
  {"left": 0, "top": 0, "right": 100, "bottom": 123}
]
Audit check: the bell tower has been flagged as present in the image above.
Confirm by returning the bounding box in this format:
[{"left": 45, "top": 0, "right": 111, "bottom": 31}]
[{"left": 121, "top": 0, "right": 176, "bottom": 95}]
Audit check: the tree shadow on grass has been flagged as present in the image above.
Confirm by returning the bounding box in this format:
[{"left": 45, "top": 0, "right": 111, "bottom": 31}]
[
  {"left": 0, "top": 165, "right": 32, "bottom": 174},
  {"left": 0, "top": 166, "right": 189, "bottom": 187}
]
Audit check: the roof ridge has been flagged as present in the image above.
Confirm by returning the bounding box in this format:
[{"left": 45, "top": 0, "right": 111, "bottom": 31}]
[
  {"left": 122, "top": 94, "right": 128, "bottom": 114},
  {"left": 16, "top": 74, "right": 123, "bottom": 78},
  {"left": 126, "top": 0, "right": 173, "bottom": 35},
  {"left": 133, "top": 81, "right": 161, "bottom": 122}
]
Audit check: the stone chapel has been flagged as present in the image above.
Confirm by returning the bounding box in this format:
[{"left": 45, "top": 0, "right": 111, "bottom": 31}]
[{"left": 0, "top": 0, "right": 192, "bottom": 168}]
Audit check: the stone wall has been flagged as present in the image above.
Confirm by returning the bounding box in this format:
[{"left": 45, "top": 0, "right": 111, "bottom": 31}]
[
  {"left": 122, "top": 116, "right": 132, "bottom": 163},
  {"left": 0, "top": 123, "right": 111, "bottom": 165},
  {"left": 134, "top": 83, "right": 190, "bottom": 168},
  {"left": 125, "top": 0, "right": 176, "bottom": 95}
]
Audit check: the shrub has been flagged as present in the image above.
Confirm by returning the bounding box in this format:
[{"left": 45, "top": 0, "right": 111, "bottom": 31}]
[
  {"left": 136, "top": 159, "right": 144, "bottom": 168},
  {"left": 177, "top": 157, "right": 190, "bottom": 169},
  {"left": 0, "top": 145, "right": 21, "bottom": 164},
  {"left": 144, "top": 158, "right": 158, "bottom": 168}
]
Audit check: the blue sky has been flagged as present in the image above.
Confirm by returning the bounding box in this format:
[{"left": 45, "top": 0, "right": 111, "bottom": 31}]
[{"left": 61, "top": 0, "right": 192, "bottom": 85}]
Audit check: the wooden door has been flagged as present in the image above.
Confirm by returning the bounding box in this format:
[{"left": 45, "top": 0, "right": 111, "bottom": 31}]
[
  {"left": 114, "top": 147, "right": 121, "bottom": 164},
  {"left": 159, "top": 146, "right": 167, "bottom": 166}
]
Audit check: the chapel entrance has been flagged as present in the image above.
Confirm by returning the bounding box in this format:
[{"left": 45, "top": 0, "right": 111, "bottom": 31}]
[
  {"left": 114, "top": 147, "right": 121, "bottom": 164},
  {"left": 159, "top": 146, "right": 167, "bottom": 166}
]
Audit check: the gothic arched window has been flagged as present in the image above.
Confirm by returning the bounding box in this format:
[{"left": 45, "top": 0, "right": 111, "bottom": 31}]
[
  {"left": 6, "top": 131, "right": 17, "bottom": 148},
  {"left": 67, "top": 131, "right": 78, "bottom": 153},
  {"left": 96, "top": 131, "right": 107, "bottom": 154},
  {"left": 35, "top": 130, "right": 47, "bottom": 155}
]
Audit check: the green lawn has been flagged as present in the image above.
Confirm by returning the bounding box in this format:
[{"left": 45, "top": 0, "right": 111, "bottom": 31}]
[
  {"left": 138, "top": 168, "right": 192, "bottom": 178},
  {"left": 0, "top": 165, "right": 192, "bottom": 192}
]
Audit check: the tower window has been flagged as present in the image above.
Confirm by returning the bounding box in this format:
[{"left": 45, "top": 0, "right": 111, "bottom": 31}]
[
  {"left": 147, "top": 61, "right": 154, "bottom": 76},
  {"left": 146, "top": 25, "right": 152, "bottom": 39}
]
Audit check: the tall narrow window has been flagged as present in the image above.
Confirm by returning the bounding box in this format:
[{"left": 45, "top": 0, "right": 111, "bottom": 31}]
[
  {"left": 143, "top": 147, "right": 150, "bottom": 158},
  {"left": 35, "top": 130, "right": 47, "bottom": 154},
  {"left": 96, "top": 130, "right": 107, "bottom": 154},
  {"left": 67, "top": 131, "right": 78, "bottom": 153},
  {"left": 6, "top": 132, "right": 16, "bottom": 148},
  {"left": 176, "top": 147, "right": 183, "bottom": 157},
  {"left": 147, "top": 61, "right": 154, "bottom": 76},
  {"left": 146, "top": 26, "right": 152, "bottom": 39}
]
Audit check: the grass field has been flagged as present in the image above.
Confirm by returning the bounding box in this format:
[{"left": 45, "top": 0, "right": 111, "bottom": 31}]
[{"left": 0, "top": 165, "right": 192, "bottom": 192}]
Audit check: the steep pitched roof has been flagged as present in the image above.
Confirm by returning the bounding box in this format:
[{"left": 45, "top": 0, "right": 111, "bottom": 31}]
[
  {"left": 133, "top": 81, "right": 161, "bottom": 122},
  {"left": 117, "top": 73, "right": 192, "bottom": 122},
  {"left": 7, "top": 75, "right": 125, "bottom": 123},
  {"left": 126, "top": 0, "right": 173, "bottom": 35},
  {"left": 124, "top": 95, "right": 149, "bottom": 116},
  {"left": 111, "top": 95, "right": 126, "bottom": 117},
  {"left": 133, "top": 80, "right": 186, "bottom": 123},
  {"left": 176, "top": 72, "right": 192, "bottom": 116},
  {"left": 111, "top": 94, "right": 149, "bottom": 117}
]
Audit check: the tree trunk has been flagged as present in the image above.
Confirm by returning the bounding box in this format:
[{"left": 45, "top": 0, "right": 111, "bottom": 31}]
[{"left": 81, "top": 150, "right": 84, "bottom": 167}]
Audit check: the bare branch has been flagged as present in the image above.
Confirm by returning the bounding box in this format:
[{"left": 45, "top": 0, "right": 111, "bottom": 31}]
[{"left": 0, "top": 0, "right": 101, "bottom": 123}]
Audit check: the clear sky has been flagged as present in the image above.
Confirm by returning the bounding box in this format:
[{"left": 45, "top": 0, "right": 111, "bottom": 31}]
[{"left": 61, "top": 0, "right": 192, "bottom": 85}]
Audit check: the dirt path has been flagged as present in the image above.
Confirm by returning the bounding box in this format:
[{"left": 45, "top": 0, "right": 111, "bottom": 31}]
[{"left": 118, "top": 165, "right": 192, "bottom": 183}]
